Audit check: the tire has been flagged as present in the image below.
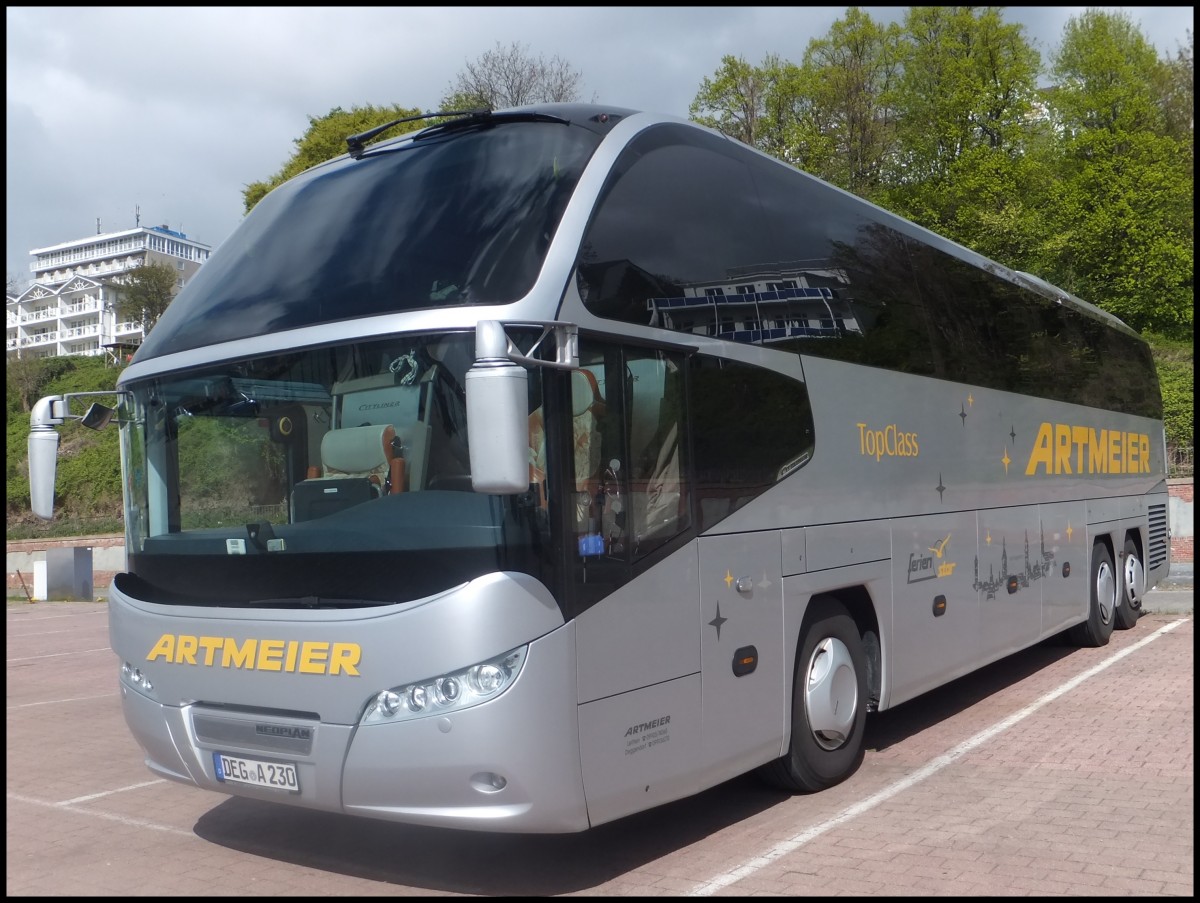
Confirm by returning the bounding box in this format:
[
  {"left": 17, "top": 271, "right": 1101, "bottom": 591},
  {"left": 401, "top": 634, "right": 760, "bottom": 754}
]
[
  {"left": 1114, "top": 536, "right": 1144, "bottom": 631},
  {"left": 758, "top": 598, "right": 867, "bottom": 793},
  {"left": 1068, "top": 541, "right": 1116, "bottom": 647}
]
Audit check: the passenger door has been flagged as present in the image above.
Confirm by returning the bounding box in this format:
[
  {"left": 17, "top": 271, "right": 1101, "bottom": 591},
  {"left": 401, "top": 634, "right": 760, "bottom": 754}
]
[{"left": 698, "top": 530, "right": 786, "bottom": 776}]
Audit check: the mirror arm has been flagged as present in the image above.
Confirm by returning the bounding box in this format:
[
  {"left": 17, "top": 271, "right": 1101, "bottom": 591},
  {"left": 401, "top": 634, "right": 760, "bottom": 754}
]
[{"left": 477, "top": 320, "right": 579, "bottom": 372}]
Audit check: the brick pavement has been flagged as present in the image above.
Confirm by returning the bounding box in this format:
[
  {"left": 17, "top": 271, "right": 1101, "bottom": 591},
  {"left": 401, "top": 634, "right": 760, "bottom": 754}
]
[{"left": 6, "top": 600, "right": 1193, "bottom": 896}]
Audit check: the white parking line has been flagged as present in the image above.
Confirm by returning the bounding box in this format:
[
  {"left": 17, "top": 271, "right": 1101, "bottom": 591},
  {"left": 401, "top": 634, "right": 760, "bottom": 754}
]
[
  {"left": 687, "top": 618, "right": 1189, "bottom": 896},
  {"left": 8, "top": 692, "right": 117, "bottom": 710},
  {"left": 7, "top": 647, "right": 113, "bottom": 663},
  {"left": 5, "top": 609, "right": 107, "bottom": 621},
  {"left": 8, "top": 626, "right": 108, "bottom": 638},
  {"left": 8, "top": 791, "right": 194, "bottom": 838},
  {"left": 61, "top": 779, "right": 167, "bottom": 805}
]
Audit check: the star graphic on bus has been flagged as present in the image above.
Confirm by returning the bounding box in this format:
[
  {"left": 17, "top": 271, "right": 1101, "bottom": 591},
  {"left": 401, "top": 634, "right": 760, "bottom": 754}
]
[{"left": 708, "top": 603, "right": 728, "bottom": 640}]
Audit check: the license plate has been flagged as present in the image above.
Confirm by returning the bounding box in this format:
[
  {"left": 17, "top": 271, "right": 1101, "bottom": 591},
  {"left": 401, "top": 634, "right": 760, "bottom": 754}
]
[{"left": 213, "top": 752, "right": 300, "bottom": 793}]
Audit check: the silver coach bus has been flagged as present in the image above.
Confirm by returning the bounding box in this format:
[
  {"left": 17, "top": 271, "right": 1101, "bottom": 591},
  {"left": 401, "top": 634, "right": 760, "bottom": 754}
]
[{"left": 28, "top": 104, "right": 1169, "bottom": 832}]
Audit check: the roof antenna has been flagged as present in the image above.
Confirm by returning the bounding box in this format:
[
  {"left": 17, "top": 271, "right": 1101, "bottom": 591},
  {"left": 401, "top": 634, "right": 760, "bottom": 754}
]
[
  {"left": 135, "top": 205, "right": 140, "bottom": 228},
  {"left": 96, "top": 217, "right": 102, "bottom": 234}
]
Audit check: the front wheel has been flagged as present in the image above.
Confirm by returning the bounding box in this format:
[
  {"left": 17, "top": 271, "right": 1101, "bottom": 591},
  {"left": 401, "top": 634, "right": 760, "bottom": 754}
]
[
  {"left": 758, "top": 597, "right": 867, "bottom": 793},
  {"left": 1114, "top": 536, "right": 1143, "bottom": 631},
  {"left": 1068, "top": 541, "right": 1116, "bottom": 647}
]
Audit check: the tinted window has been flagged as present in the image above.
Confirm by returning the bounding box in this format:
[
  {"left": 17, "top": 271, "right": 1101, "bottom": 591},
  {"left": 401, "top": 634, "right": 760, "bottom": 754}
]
[
  {"left": 137, "top": 121, "right": 601, "bottom": 360},
  {"left": 576, "top": 124, "right": 761, "bottom": 325},
  {"left": 578, "top": 123, "right": 1161, "bottom": 419},
  {"left": 690, "top": 355, "right": 814, "bottom": 533}
]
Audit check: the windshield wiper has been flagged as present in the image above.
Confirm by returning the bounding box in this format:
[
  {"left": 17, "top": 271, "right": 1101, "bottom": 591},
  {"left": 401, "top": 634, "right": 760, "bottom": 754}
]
[
  {"left": 346, "top": 109, "right": 489, "bottom": 159},
  {"left": 251, "top": 596, "right": 394, "bottom": 609}
]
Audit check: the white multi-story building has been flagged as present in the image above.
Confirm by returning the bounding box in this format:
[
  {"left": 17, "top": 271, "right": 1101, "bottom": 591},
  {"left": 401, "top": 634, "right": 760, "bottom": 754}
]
[{"left": 6, "top": 224, "right": 211, "bottom": 361}]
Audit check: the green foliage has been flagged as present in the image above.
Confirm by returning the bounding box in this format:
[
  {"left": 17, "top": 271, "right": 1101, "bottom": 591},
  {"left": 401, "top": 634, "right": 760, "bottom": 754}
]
[
  {"left": 689, "top": 54, "right": 775, "bottom": 146},
  {"left": 243, "top": 104, "right": 424, "bottom": 213},
  {"left": 1155, "top": 29, "right": 1193, "bottom": 148},
  {"left": 7, "top": 354, "right": 75, "bottom": 414},
  {"left": 1050, "top": 9, "right": 1165, "bottom": 135},
  {"left": 115, "top": 261, "right": 178, "bottom": 334},
  {"left": 6, "top": 357, "right": 123, "bottom": 537},
  {"left": 792, "top": 9, "right": 903, "bottom": 196},
  {"left": 892, "top": 7, "right": 1042, "bottom": 182},
  {"left": 1146, "top": 333, "right": 1195, "bottom": 452},
  {"left": 1037, "top": 10, "right": 1193, "bottom": 337}
]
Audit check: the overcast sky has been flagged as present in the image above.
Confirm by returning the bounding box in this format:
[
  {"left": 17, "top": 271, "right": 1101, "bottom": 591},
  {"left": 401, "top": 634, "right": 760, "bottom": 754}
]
[{"left": 6, "top": 6, "right": 1193, "bottom": 289}]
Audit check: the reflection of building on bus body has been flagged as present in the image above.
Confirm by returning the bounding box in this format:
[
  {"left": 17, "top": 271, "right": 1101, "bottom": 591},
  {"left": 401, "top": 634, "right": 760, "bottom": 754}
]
[
  {"left": 25, "top": 104, "right": 1169, "bottom": 836},
  {"left": 645, "top": 262, "right": 865, "bottom": 345}
]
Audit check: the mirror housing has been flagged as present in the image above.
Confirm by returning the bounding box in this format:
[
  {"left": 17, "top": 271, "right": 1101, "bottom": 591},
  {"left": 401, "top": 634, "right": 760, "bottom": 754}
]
[
  {"left": 466, "top": 322, "right": 530, "bottom": 494},
  {"left": 26, "top": 390, "right": 125, "bottom": 520},
  {"left": 28, "top": 395, "right": 65, "bottom": 520},
  {"left": 465, "top": 320, "right": 579, "bottom": 495}
]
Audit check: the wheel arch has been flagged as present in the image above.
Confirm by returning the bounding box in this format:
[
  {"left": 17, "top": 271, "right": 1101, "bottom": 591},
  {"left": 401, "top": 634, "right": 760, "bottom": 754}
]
[{"left": 1123, "top": 526, "right": 1144, "bottom": 563}]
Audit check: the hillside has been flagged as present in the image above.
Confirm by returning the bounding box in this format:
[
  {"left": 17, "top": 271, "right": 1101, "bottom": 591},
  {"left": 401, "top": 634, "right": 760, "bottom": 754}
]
[{"left": 7, "top": 355, "right": 124, "bottom": 539}]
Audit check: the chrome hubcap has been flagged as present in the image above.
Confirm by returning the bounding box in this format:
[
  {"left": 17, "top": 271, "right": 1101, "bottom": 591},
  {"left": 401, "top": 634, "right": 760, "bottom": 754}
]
[
  {"left": 804, "top": 636, "right": 858, "bottom": 751},
  {"left": 1096, "top": 560, "right": 1116, "bottom": 625},
  {"left": 1123, "top": 553, "right": 1144, "bottom": 610}
]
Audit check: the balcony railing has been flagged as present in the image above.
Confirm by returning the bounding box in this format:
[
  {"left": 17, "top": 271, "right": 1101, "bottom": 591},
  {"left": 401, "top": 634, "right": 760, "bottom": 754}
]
[
  {"left": 21, "top": 331, "right": 58, "bottom": 345},
  {"left": 63, "top": 324, "right": 101, "bottom": 338}
]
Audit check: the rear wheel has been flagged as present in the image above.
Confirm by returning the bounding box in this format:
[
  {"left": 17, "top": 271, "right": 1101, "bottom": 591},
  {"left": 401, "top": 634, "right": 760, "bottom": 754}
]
[
  {"left": 1068, "top": 542, "right": 1116, "bottom": 647},
  {"left": 758, "top": 598, "right": 867, "bottom": 792},
  {"left": 1114, "top": 536, "right": 1143, "bottom": 631}
]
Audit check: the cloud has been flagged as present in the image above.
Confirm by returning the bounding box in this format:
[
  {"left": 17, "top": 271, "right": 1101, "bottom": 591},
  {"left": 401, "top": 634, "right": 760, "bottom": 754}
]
[{"left": 6, "top": 6, "right": 1192, "bottom": 287}]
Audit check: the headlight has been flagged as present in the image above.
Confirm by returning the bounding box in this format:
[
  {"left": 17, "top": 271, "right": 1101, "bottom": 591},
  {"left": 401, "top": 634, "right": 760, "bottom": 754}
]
[
  {"left": 361, "top": 645, "right": 527, "bottom": 725},
  {"left": 120, "top": 660, "right": 153, "bottom": 692}
]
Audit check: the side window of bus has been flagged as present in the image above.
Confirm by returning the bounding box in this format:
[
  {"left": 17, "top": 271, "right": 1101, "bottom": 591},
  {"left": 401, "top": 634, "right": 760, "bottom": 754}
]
[
  {"left": 689, "top": 354, "right": 814, "bottom": 533},
  {"left": 571, "top": 344, "right": 691, "bottom": 564},
  {"left": 574, "top": 124, "right": 761, "bottom": 329},
  {"left": 625, "top": 348, "right": 689, "bottom": 557}
]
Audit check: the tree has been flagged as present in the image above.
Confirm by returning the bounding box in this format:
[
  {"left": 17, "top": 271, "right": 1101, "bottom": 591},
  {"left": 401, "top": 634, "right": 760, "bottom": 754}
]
[
  {"left": 114, "top": 261, "right": 177, "bottom": 335},
  {"left": 440, "top": 40, "right": 586, "bottom": 110},
  {"left": 889, "top": 6, "right": 1042, "bottom": 186},
  {"left": 243, "top": 104, "right": 423, "bottom": 212},
  {"left": 1155, "top": 29, "right": 1193, "bottom": 170},
  {"left": 6, "top": 272, "right": 24, "bottom": 296},
  {"left": 792, "top": 8, "right": 903, "bottom": 197},
  {"left": 1037, "top": 10, "right": 1193, "bottom": 336},
  {"left": 6, "top": 353, "right": 74, "bottom": 414},
  {"left": 242, "top": 45, "right": 587, "bottom": 214},
  {"left": 1050, "top": 9, "right": 1165, "bottom": 139},
  {"left": 690, "top": 54, "right": 776, "bottom": 147}
]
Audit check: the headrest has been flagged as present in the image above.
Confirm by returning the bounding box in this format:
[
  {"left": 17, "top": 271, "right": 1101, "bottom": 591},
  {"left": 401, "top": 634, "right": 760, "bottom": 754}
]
[
  {"left": 321, "top": 424, "right": 395, "bottom": 475},
  {"left": 571, "top": 369, "right": 603, "bottom": 417}
]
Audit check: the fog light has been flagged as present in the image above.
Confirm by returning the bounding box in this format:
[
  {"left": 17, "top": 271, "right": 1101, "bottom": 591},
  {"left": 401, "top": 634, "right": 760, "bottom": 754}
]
[{"left": 470, "top": 771, "right": 508, "bottom": 793}]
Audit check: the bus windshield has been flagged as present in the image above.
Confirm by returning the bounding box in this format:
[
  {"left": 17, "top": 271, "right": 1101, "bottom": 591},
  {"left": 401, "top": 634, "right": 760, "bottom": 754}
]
[
  {"left": 134, "top": 119, "right": 603, "bottom": 360},
  {"left": 118, "top": 331, "right": 554, "bottom": 607}
]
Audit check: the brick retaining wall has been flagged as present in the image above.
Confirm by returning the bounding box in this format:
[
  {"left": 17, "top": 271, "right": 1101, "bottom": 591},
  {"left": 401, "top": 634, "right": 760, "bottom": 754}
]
[{"left": 7, "top": 535, "right": 123, "bottom": 595}]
